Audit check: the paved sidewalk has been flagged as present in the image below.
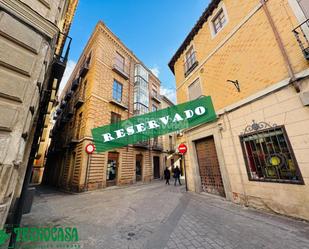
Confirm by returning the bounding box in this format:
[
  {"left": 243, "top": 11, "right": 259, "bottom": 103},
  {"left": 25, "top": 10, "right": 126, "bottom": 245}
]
[{"left": 21, "top": 182, "right": 309, "bottom": 249}]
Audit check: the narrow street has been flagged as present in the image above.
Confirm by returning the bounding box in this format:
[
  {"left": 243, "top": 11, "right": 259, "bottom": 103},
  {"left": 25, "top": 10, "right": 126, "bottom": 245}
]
[{"left": 21, "top": 182, "right": 309, "bottom": 249}]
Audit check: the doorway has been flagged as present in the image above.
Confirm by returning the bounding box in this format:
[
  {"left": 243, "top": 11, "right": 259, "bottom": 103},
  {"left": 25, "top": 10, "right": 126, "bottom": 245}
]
[
  {"left": 107, "top": 152, "right": 118, "bottom": 187},
  {"left": 136, "top": 154, "right": 143, "bottom": 181},
  {"left": 195, "top": 136, "right": 225, "bottom": 197},
  {"left": 153, "top": 156, "right": 160, "bottom": 179}
]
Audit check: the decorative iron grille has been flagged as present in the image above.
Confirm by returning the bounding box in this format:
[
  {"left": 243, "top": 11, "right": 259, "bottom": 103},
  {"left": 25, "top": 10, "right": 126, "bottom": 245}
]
[{"left": 239, "top": 121, "right": 304, "bottom": 184}]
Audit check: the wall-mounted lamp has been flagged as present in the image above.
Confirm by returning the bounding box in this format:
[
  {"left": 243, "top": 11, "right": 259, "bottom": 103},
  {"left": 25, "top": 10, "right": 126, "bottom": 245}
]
[{"left": 227, "top": 80, "right": 240, "bottom": 92}]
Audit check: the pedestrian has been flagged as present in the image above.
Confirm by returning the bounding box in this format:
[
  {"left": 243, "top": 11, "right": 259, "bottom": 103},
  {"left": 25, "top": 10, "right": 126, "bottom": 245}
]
[
  {"left": 173, "top": 166, "right": 181, "bottom": 186},
  {"left": 164, "top": 167, "right": 170, "bottom": 185}
]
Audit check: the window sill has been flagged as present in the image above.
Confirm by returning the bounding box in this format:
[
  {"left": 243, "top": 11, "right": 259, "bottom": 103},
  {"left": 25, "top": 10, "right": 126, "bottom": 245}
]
[
  {"left": 184, "top": 61, "right": 198, "bottom": 77},
  {"left": 248, "top": 178, "right": 305, "bottom": 185},
  {"left": 110, "top": 99, "right": 128, "bottom": 110}
]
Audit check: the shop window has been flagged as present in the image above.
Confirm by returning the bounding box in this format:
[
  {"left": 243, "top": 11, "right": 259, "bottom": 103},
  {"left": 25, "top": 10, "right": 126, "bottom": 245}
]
[
  {"left": 240, "top": 125, "right": 303, "bottom": 184},
  {"left": 112, "top": 80, "right": 123, "bottom": 102}
]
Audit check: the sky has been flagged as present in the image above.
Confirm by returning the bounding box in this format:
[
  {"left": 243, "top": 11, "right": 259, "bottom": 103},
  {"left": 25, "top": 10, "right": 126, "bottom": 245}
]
[{"left": 60, "top": 0, "right": 210, "bottom": 103}]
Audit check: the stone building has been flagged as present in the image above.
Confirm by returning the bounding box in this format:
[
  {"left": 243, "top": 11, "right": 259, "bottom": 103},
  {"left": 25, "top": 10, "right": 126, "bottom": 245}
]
[
  {"left": 0, "top": 0, "right": 78, "bottom": 227},
  {"left": 44, "top": 21, "right": 165, "bottom": 192},
  {"left": 169, "top": 0, "right": 309, "bottom": 220}
]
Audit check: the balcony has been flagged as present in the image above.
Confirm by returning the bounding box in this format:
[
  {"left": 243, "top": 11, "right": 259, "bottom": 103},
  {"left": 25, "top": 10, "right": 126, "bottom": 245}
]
[
  {"left": 75, "top": 96, "right": 84, "bottom": 109},
  {"left": 79, "top": 60, "right": 90, "bottom": 78},
  {"left": 109, "top": 99, "right": 128, "bottom": 110},
  {"left": 168, "top": 144, "right": 176, "bottom": 153},
  {"left": 133, "top": 140, "right": 149, "bottom": 149},
  {"left": 71, "top": 78, "right": 80, "bottom": 91},
  {"left": 152, "top": 138, "right": 163, "bottom": 151},
  {"left": 293, "top": 19, "right": 309, "bottom": 61},
  {"left": 52, "top": 32, "right": 72, "bottom": 80},
  {"left": 184, "top": 52, "right": 198, "bottom": 77},
  {"left": 151, "top": 92, "right": 161, "bottom": 103},
  {"left": 112, "top": 57, "right": 129, "bottom": 80}
]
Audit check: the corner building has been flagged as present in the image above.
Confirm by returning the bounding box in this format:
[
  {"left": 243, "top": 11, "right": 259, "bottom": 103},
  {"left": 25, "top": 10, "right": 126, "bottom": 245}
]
[
  {"left": 44, "top": 21, "right": 165, "bottom": 191},
  {"left": 169, "top": 0, "right": 309, "bottom": 220}
]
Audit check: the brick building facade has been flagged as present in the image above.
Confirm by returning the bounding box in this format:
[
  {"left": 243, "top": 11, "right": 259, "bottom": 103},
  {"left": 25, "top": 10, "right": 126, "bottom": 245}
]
[
  {"left": 44, "top": 21, "right": 166, "bottom": 192},
  {"left": 169, "top": 0, "right": 309, "bottom": 220}
]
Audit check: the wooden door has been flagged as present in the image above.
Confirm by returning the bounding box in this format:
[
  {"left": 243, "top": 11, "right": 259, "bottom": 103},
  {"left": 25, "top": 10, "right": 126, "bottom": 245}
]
[
  {"left": 153, "top": 156, "right": 160, "bottom": 179},
  {"left": 195, "top": 137, "right": 225, "bottom": 197}
]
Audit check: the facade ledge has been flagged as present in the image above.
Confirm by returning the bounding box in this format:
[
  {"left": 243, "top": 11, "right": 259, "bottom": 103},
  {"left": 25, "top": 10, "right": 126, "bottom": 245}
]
[
  {"left": 109, "top": 100, "right": 128, "bottom": 110},
  {"left": 1, "top": 0, "right": 59, "bottom": 39}
]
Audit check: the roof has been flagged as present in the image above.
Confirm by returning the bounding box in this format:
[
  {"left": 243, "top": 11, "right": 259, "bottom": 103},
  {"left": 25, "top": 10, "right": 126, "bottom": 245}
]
[{"left": 168, "top": 0, "right": 221, "bottom": 73}]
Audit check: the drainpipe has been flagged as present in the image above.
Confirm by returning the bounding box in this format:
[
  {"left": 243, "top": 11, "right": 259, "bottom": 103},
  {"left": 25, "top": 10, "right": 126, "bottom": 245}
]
[{"left": 260, "top": 0, "right": 299, "bottom": 91}]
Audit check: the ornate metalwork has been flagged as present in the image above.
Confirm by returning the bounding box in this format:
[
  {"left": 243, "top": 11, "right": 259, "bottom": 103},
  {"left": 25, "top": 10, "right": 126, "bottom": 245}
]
[{"left": 242, "top": 120, "right": 277, "bottom": 134}]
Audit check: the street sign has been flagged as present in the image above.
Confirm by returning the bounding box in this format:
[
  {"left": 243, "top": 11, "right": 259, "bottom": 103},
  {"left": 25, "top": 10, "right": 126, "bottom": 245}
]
[
  {"left": 85, "top": 143, "right": 95, "bottom": 154},
  {"left": 178, "top": 143, "right": 187, "bottom": 154}
]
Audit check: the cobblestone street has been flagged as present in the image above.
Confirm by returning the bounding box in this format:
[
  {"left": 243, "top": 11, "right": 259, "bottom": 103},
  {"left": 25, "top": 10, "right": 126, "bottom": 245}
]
[{"left": 22, "top": 182, "right": 309, "bottom": 249}]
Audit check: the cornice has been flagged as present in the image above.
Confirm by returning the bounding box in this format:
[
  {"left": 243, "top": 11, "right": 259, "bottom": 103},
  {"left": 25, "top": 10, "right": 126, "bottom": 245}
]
[{"left": 0, "top": 0, "right": 59, "bottom": 39}]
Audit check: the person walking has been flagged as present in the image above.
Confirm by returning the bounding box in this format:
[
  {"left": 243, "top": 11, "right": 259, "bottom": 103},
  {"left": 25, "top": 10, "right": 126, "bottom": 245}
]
[
  {"left": 164, "top": 167, "right": 171, "bottom": 185},
  {"left": 173, "top": 166, "right": 181, "bottom": 186}
]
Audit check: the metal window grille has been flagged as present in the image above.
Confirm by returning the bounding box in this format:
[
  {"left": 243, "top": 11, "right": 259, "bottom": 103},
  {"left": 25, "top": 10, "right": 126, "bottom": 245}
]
[{"left": 239, "top": 123, "right": 304, "bottom": 184}]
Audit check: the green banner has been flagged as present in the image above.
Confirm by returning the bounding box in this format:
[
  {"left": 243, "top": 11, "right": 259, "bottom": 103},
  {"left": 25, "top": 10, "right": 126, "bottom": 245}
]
[{"left": 91, "top": 96, "right": 216, "bottom": 152}]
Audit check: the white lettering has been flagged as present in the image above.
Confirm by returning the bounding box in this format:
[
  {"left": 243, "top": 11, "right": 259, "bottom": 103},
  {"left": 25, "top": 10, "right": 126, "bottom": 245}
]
[
  {"left": 173, "top": 113, "right": 184, "bottom": 122},
  {"left": 195, "top": 106, "right": 206, "bottom": 115},
  {"left": 147, "top": 120, "right": 160, "bottom": 129},
  {"left": 115, "top": 129, "right": 126, "bottom": 139},
  {"left": 126, "top": 126, "right": 135, "bottom": 135},
  {"left": 159, "top": 116, "right": 169, "bottom": 125},
  {"left": 135, "top": 123, "right": 146, "bottom": 133},
  {"left": 184, "top": 110, "right": 194, "bottom": 119},
  {"left": 102, "top": 133, "right": 114, "bottom": 142}
]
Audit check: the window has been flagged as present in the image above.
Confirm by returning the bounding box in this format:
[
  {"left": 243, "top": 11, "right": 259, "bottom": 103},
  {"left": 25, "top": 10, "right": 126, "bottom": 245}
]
[
  {"left": 152, "top": 105, "right": 158, "bottom": 112},
  {"left": 188, "top": 78, "right": 202, "bottom": 100},
  {"left": 240, "top": 126, "right": 303, "bottom": 184},
  {"left": 111, "top": 112, "right": 121, "bottom": 124},
  {"left": 169, "top": 135, "right": 173, "bottom": 151},
  {"left": 113, "top": 80, "right": 123, "bottom": 102},
  {"left": 115, "top": 52, "right": 125, "bottom": 72},
  {"left": 152, "top": 89, "right": 158, "bottom": 98},
  {"left": 184, "top": 46, "right": 197, "bottom": 75},
  {"left": 212, "top": 9, "right": 226, "bottom": 34}
]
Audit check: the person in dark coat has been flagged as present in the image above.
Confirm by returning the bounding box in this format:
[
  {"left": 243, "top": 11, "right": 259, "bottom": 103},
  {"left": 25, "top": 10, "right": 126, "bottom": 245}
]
[
  {"left": 164, "top": 167, "right": 171, "bottom": 185},
  {"left": 173, "top": 166, "right": 181, "bottom": 186}
]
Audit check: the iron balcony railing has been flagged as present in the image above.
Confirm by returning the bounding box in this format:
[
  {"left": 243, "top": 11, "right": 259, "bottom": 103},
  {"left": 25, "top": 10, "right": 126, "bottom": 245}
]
[
  {"left": 292, "top": 19, "right": 309, "bottom": 60},
  {"left": 53, "top": 32, "right": 72, "bottom": 80},
  {"left": 184, "top": 52, "right": 198, "bottom": 77},
  {"left": 113, "top": 57, "right": 129, "bottom": 79},
  {"left": 152, "top": 139, "right": 163, "bottom": 151},
  {"left": 151, "top": 91, "right": 161, "bottom": 103}
]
